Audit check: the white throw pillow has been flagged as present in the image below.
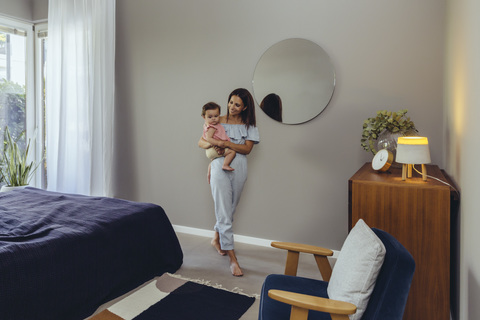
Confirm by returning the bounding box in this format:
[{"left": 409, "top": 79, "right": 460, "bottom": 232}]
[{"left": 327, "top": 219, "right": 386, "bottom": 320}]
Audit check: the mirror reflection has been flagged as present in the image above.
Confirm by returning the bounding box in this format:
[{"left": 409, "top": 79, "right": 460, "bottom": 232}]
[
  {"left": 260, "top": 93, "right": 283, "bottom": 122},
  {"left": 253, "top": 38, "right": 335, "bottom": 124}
]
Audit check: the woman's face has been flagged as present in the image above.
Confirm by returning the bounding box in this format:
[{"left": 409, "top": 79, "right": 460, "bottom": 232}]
[{"left": 228, "top": 95, "right": 246, "bottom": 116}]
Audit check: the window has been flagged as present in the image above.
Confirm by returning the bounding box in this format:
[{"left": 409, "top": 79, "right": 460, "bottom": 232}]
[
  {"left": 0, "top": 23, "right": 27, "bottom": 145},
  {"left": 35, "top": 23, "right": 47, "bottom": 189},
  {"left": 0, "top": 16, "right": 37, "bottom": 186}
]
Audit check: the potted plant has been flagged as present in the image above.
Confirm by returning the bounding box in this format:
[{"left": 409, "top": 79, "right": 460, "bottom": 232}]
[
  {"left": 361, "top": 109, "right": 417, "bottom": 155},
  {"left": 0, "top": 126, "right": 41, "bottom": 192}
]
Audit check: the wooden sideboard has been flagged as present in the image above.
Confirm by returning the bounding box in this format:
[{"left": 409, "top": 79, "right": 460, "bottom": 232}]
[{"left": 348, "top": 163, "right": 458, "bottom": 320}]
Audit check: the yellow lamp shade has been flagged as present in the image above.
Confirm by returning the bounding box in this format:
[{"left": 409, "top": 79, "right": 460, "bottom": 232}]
[
  {"left": 396, "top": 137, "right": 431, "bottom": 164},
  {"left": 397, "top": 136, "right": 429, "bottom": 145}
]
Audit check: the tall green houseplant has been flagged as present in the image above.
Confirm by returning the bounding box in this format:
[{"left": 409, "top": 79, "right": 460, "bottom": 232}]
[
  {"left": 361, "top": 109, "right": 417, "bottom": 154},
  {"left": 0, "top": 127, "right": 40, "bottom": 187}
]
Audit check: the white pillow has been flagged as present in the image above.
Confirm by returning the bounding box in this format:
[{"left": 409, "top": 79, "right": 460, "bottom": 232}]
[{"left": 327, "top": 219, "right": 386, "bottom": 320}]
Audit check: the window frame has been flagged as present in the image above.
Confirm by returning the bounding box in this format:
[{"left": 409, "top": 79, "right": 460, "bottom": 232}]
[
  {"left": 34, "top": 22, "right": 47, "bottom": 188},
  {"left": 0, "top": 15, "right": 38, "bottom": 187}
]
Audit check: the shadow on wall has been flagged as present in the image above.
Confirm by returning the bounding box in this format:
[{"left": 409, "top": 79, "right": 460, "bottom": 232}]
[{"left": 111, "top": 18, "right": 138, "bottom": 200}]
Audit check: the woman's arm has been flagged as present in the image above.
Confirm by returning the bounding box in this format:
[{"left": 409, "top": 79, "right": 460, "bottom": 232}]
[
  {"left": 198, "top": 137, "right": 212, "bottom": 149},
  {"left": 203, "top": 127, "right": 226, "bottom": 146},
  {"left": 220, "top": 140, "right": 255, "bottom": 155},
  {"left": 198, "top": 137, "right": 226, "bottom": 155},
  {"left": 199, "top": 127, "right": 225, "bottom": 149}
]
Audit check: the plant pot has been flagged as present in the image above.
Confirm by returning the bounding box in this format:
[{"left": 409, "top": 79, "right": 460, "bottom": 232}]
[{"left": 0, "top": 185, "right": 28, "bottom": 192}]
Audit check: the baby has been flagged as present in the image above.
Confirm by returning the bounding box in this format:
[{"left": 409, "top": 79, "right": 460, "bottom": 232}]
[{"left": 202, "top": 102, "right": 236, "bottom": 171}]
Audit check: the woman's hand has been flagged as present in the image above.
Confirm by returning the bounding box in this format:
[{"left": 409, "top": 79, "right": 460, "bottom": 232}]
[
  {"left": 199, "top": 137, "right": 227, "bottom": 149},
  {"left": 200, "top": 137, "right": 255, "bottom": 155}
]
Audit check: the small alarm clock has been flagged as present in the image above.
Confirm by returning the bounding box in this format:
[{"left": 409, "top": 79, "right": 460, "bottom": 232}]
[{"left": 372, "top": 149, "right": 394, "bottom": 172}]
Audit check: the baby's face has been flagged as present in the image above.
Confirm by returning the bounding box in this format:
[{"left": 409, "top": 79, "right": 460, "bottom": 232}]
[{"left": 204, "top": 109, "right": 220, "bottom": 125}]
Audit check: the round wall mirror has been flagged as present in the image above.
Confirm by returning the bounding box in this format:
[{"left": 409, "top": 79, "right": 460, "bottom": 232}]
[{"left": 253, "top": 38, "right": 335, "bottom": 124}]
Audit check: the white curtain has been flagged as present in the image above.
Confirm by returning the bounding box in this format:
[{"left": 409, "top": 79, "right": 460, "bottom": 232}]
[{"left": 46, "top": 0, "right": 115, "bottom": 196}]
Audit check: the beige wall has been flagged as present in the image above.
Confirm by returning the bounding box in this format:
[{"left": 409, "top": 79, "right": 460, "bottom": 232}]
[
  {"left": 1, "top": 0, "right": 446, "bottom": 251},
  {"left": 113, "top": 0, "right": 446, "bottom": 250},
  {"left": 446, "top": 0, "right": 480, "bottom": 318},
  {"left": 5, "top": 0, "right": 480, "bottom": 318}
]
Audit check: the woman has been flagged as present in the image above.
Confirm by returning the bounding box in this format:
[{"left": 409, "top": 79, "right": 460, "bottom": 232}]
[{"left": 198, "top": 88, "right": 259, "bottom": 276}]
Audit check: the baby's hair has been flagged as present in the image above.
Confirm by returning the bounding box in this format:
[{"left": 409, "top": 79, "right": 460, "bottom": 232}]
[{"left": 202, "top": 102, "right": 221, "bottom": 116}]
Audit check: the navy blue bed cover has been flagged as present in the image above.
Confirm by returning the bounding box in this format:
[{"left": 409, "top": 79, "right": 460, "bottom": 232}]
[{"left": 0, "top": 187, "right": 183, "bottom": 320}]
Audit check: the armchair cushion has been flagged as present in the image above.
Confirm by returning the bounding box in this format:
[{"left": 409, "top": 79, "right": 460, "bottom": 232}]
[{"left": 327, "top": 219, "right": 386, "bottom": 320}]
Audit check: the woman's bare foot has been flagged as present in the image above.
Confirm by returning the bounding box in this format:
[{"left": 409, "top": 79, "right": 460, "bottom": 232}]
[
  {"left": 230, "top": 261, "right": 243, "bottom": 277},
  {"left": 227, "top": 250, "right": 243, "bottom": 277},
  {"left": 211, "top": 232, "right": 226, "bottom": 256}
]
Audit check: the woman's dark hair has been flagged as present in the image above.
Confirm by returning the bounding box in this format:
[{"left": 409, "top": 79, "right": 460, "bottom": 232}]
[
  {"left": 260, "top": 93, "right": 282, "bottom": 122},
  {"left": 202, "top": 102, "right": 221, "bottom": 117},
  {"left": 227, "top": 88, "right": 256, "bottom": 128}
]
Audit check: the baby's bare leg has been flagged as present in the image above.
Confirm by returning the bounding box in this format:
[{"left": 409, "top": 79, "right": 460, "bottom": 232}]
[{"left": 222, "top": 149, "right": 236, "bottom": 171}]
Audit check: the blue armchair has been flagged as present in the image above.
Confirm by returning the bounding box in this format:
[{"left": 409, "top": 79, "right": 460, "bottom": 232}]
[{"left": 259, "top": 221, "right": 415, "bottom": 320}]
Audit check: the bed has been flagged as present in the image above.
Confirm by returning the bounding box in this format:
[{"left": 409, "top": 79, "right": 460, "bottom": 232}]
[{"left": 0, "top": 187, "right": 183, "bottom": 320}]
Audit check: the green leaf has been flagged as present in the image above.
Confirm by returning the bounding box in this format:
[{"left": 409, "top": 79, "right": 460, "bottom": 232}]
[
  {"left": 0, "top": 126, "right": 42, "bottom": 187},
  {"left": 360, "top": 109, "right": 416, "bottom": 153}
]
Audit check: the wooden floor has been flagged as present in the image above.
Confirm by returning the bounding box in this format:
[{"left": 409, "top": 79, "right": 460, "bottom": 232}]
[{"left": 173, "top": 231, "right": 327, "bottom": 320}]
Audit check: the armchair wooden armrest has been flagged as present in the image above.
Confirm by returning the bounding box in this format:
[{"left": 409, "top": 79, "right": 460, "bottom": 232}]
[
  {"left": 271, "top": 242, "right": 334, "bottom": 280},
  {"left": 268, "top": 289, "right": 356, "bottom": 320}
]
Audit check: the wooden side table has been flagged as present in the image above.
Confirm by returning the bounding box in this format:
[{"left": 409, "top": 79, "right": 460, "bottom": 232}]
[{"left": 348, "top": 163, "right": 458, "bottom": 320}]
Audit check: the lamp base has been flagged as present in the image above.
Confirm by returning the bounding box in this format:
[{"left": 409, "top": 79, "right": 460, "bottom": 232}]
[{"left": 401, "top": 164, "right": 427, "bottom": 181}]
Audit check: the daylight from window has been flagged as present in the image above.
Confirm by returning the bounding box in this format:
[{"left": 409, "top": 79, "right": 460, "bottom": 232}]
[
  {"left": 0, "top": 19, "right": 46, "bottom": 189},
  {"left": 0, "top": 27, "right": 27, "bottom": 146}
]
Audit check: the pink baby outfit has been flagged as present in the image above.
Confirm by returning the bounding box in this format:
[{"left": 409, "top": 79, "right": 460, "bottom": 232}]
[
  {"left": 203, "top": 123, "right": 230, "bottom": 142},
  {"left": 203, "top": 123, "right": 230, "bottom": 160}
]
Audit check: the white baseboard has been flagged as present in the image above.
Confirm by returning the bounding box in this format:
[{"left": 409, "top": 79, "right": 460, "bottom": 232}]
[
  {"left": 173, "top": 224, "right": 339, "bottom": 258},
  {"left": 173, "top": 225, "right": 274, "bottom": 248}
]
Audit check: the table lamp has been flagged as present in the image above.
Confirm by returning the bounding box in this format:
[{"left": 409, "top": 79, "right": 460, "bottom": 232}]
[{"left": 395, "top": 137, "right": 431, "bottom": 181}]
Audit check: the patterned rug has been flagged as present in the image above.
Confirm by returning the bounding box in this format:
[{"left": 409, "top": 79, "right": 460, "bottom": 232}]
[{"left": 90, "top": 273, "right": 256, "bottom": 320}]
